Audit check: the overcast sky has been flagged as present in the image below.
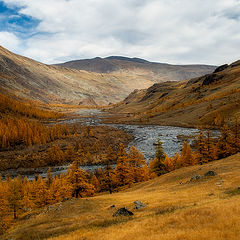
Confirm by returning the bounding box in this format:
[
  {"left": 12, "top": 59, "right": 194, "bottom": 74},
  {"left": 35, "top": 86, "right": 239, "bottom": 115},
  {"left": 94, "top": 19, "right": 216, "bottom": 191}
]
[{"left": 0, "top": 0, "right": 240, "bottom": 65}]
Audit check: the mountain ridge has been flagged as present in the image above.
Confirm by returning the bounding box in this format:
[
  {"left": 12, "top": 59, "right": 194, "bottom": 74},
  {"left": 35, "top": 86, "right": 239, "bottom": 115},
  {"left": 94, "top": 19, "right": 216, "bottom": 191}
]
[
  {"left": 106, "top": 60, "right": 240, "bottom": 127},
  {"left": 0, "top": 45, "right": 216, "bottom": 106},
  {"left": 55, "top": 55, "right": 216, "bottom": 78}
]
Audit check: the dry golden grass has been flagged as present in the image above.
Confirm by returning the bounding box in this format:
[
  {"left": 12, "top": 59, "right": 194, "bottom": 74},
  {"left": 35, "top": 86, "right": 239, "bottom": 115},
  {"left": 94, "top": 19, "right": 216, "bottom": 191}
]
[
  {"left": 3, "top": 153, "right": 240, "bottom": 240},
  {"left": 107, "top": 64, "right": 240, "bottom": 127}
]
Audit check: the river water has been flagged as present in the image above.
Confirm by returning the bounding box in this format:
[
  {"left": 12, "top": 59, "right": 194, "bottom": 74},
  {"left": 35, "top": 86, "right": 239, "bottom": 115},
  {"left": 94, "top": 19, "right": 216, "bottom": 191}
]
[{"left": 1, "top": 109, "right": 217, "bottom": 180}]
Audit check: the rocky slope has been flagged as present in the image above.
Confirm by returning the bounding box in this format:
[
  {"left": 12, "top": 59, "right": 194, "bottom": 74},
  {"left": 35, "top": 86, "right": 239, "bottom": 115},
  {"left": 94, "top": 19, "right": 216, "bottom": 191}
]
[
  {"left": 107, "top": 60, "right": 240, "bottom": 127},
  {"left": 0, "top": 46, "right": 216, "bottom": 106}
]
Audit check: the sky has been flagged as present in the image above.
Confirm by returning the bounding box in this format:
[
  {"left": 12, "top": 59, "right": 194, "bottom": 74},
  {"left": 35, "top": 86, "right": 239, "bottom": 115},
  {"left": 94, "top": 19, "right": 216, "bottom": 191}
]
[{"left": 0, "top": 0, "right": 240, "bottom": 65}]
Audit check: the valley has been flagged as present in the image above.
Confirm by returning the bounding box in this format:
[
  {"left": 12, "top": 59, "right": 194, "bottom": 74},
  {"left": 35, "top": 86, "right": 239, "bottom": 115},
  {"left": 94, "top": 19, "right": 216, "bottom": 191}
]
[
  {"left": 0, "top": 46, "right": 239, "bottom": 240},
  {"left": 1, "top": 0, "right": 240, "bottom": 239},
  {"left": 0, "top": 46, "right": 215, "bottom": 106}
]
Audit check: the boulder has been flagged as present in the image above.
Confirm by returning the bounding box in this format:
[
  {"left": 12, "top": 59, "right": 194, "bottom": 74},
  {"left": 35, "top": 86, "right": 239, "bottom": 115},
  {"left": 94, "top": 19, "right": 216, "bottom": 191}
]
[
  {"left": 204, "top": 171, "right": 217, "bottom": 177},
  {"left": 213, "top": 64, "right": 229, "bottom": 73},
  {"left": 134, "top": 200, "right": 146, "bottom": 209},
  {"left": 113, "top": 207, "right": 134, "bottom": 217},
  {"left": 202, "top": 73, "right": 224, "bottom": 86},
  {"left": 190, "top": 175, "right": 202, "bottom": 181}
]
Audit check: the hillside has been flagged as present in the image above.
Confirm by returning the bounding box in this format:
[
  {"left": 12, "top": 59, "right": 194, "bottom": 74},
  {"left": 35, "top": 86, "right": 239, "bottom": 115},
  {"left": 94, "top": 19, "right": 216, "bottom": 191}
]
[
  {"left": 2, "top": 153, "right": 240, "bottom": 240},
  {"left": 106, "top": 60, "right": 240, "bottom": 127},
  {"left": 56, "top": 55, "right": 216, "bottom": 81},
  {"left": 0, "top": 46, "right": 216, "bottom": 106}
]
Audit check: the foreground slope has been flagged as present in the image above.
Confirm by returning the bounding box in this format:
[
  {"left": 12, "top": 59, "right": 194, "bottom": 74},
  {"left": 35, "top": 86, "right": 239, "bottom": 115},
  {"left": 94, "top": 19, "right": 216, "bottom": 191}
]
[
  {"left": 107, "top": 60, "right": 240, "bottom": 127},
  {"left": 3, "top": 153, "right": 240, "bottom": 240}
]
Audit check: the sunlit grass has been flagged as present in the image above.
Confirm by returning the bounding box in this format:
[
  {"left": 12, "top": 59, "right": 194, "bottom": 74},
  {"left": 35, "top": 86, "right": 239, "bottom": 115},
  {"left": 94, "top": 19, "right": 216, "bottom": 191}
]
[{"left": 4, "top": 153, "right": 240, "bottom": 240}]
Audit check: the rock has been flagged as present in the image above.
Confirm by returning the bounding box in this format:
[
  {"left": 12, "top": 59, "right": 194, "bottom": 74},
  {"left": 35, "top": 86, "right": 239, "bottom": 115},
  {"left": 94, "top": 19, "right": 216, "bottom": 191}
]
[
  {"left": 190, "top": 175, "right": 202, "bottom": 181},
  {"left": 204, "top": 171, "right": 217, "bottom": 177},
  {"left": 202, "top": 73, "right": 224, "bottom": 86},
  {"left": 230, "top": 60, "right": 240, "bottom": 68},
  {"left": 113, "top": 207, "right": 134, "bottom": 217},
  {"left": 213, "top": 64, "right": 229, "bottom": 73},
  {"left": 134, "top": 201, "right": 146, "bottom": 209}
]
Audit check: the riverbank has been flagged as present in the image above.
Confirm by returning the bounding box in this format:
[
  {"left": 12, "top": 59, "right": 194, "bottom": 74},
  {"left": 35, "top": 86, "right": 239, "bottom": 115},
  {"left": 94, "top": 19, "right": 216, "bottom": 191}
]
[
  {"left": 0, "top": 108, "right": 220, "bottom": 180},
  {"left": 0, "top": 123, "right": 132, "bottom": 179}
]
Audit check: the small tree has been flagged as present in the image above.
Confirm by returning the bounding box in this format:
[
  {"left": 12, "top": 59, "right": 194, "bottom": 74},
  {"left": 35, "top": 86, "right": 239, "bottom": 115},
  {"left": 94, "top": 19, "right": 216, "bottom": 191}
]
[{"left": 150, "top": 138, "right": 167, "bottom": 176}]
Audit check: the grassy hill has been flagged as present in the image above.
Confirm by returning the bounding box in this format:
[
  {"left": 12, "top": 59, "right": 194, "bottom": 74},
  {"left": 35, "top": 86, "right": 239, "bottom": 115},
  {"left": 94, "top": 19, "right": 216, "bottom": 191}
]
[
  {"left": 106, "top": 60, "right": 240, "bottom": 127},
  {"left": 3, "top": 153, "right": 240, "bottom": 240}
]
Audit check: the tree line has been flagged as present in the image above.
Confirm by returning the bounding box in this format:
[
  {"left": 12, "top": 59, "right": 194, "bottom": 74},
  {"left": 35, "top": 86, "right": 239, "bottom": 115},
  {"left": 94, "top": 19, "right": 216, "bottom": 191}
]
[
  {"left": 150, "top": 120, "right": 240, "bottom": 175},
  {"left": 0, "top": 92, "right": 63, "bottom": 119},
  {"left": 0, "top": 120, "right": 239, "bottom": 234},
  {"left": 0, "top": 117, "right": 70, "bottom": 149},
  {"left": 0, "top": 144, "right": 150, "bottom": 234}
]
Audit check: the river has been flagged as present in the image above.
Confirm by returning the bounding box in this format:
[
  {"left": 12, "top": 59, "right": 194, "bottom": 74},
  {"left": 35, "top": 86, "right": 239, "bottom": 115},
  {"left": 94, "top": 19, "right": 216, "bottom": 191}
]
[{"left": 1, "top": 109, "right": 218, "bottom": 180}]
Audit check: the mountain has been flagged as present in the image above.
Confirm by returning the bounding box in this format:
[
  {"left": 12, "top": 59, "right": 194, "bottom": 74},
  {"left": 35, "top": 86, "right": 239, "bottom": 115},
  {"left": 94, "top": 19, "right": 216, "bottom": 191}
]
[
  {"left": 56, "top": 56, "right": 216, "bottom": 82},
  {"left": 107, "top": 60, "right": 240, "bottom": 127},
  {"left": 0, "top": 46, "right": 216, "bottom": 106}
]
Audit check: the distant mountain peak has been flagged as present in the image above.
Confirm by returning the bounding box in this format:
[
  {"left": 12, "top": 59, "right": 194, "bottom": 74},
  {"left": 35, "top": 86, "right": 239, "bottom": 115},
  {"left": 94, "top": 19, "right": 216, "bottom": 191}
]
[{"left": 105, "top": 56, "right": 149, "bottom": 63}]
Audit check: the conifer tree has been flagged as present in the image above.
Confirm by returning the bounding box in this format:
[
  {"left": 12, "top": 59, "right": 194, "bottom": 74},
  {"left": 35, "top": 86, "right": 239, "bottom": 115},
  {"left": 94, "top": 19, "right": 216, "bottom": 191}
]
[
  {"left": 150, "top": 138, "right": 167, "bottom": 176},
  {"left": 34, "top": 176, "right": 50, "bottom": 207},
  {"left": 65, "top": 145, "right": 75, "bottom": 162},
  {"left": 67, "top": 161, "right": 95, "bottom": 198},
  {"left": 115, "top": 145, "right": 134, "bottom": 187},
  {"left": 216, "top": 124, "right": 234, "bottom": 159},
  {"left": 6, "top": 176, "right": 23, "bottom": 219},
  {"left": 195, "top": 130, "right": 206, "bottom": 164},
  {"left": 180, "top": 142, "right": 195, "bottom": 166},
  {"left": 90, "top": 175, "right": 101, "bottom": 192}
]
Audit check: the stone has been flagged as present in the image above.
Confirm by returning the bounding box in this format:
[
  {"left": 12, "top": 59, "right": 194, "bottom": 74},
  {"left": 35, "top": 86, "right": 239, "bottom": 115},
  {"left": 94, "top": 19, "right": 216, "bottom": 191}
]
[
  {"left": 134, "top": 200, "right": 146, "bottom": 209},
  {"left": 190, "top": 175, "right": 202, "bottom": 181},
  {"left": 204, "top": 171, "right": 217, "bottom": 177},
  {"left": 213, "top": 64, "right": 229, "bottom": 73},
  {"left": 113, "top": 207, "right": 134, "bottom": 217},
  {"left": 202, "top": 73, "right": 224, "bottom": 86}
]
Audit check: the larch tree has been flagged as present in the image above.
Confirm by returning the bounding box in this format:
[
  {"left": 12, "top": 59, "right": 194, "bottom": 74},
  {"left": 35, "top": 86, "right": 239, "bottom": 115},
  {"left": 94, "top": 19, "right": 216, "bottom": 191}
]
[
  {"left": 150, "top": 138, "right": 167, "bottom": 176},
  {"left": 67, "top": 161, "right": 95, "bottom": 198},
  {"left": 6, "top": 176, "right": 23, "bottom": 219}
]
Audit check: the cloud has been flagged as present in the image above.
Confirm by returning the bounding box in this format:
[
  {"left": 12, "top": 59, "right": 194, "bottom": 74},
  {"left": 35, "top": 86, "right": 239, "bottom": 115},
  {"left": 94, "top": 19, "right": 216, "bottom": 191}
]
[
  {"left": 0, "top": 31, "right": 20, "bottom": 51},
  {"left": 1, "top": 0, "right": 240, "bottom": 65}
]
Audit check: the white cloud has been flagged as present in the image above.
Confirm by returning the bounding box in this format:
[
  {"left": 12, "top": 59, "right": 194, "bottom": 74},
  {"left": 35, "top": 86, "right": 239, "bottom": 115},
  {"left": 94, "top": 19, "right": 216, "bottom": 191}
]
[
  {"left": 0, "top": 31, "right": 20, "bottom": 51},
  {"left": 1, "top": 0, "right": 240, "bottom": 65}
]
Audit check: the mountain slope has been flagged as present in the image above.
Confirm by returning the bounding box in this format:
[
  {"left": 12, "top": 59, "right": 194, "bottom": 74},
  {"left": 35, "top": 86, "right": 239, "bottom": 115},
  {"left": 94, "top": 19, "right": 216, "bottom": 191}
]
[
  {"left": 3, "top": 153, "right": 240, "bottom": 240},
  {"left": 106, "top": 60, "right": 240, "bottom": 127},
  {"left": 56, "top": 56, "right": 216, "bottom": 82},
  {"left": 0, "top": 46, "right": 216, "bottom": 106}
]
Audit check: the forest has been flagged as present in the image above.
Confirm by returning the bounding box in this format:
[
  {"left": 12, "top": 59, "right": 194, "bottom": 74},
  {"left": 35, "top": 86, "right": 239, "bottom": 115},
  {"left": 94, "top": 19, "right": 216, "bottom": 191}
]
[{"left": 0, "top": 117, "right": 240, "bottom": 234}]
